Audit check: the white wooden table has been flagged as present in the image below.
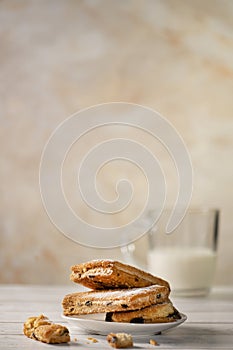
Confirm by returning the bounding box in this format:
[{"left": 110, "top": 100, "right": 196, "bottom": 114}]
[{"left": 1, "top": 285, "right": 233, "bottom": 349}]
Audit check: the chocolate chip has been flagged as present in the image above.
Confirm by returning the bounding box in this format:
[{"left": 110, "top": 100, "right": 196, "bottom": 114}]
[
  {"left": 106, "top": 302, "right": 113, "bottom": 306},
  {"left": 61, "top": 329, "right": 69, "bottom": 336},
  {"left": 169, "top": 309, "right": 181, "bottom": 319},
  {"left": 32, "top": 332, "right": 38, "bottom": 340},
  {"left": 135, "top": 277, "right": 139, "bottom": 282},
  {"left": 121, "top": 304, "right": 128, "bottom": 308},
  {"left": 85, "top": 300, "right": 92, "bottom": 306},
  {"left": 130, "top": 317, "right": 144, "bottom": 324},
  {"left": 69, "top": 307, "right": 74, "bottom": 312},
  {"left": 111, "top": 336, "right": 117, "bottom": 343},
  {"left": 96, "top": 281, "right": 105, "bottom": 288},
  {"left": 105, "top": 312, "right": 113, "bottom": 322},
  {"left": 156, "top": 293, "right": 161, "bottom": 299}
]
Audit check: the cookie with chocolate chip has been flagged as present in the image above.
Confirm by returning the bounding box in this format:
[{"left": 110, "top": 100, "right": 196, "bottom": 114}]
[
  {"left": 106, "top": 301, "right": 181, "bottom": 323},
  {"left": 62, "top": 285, "right": 169, "bottom": 316},
  {"left": 70, "top": 259, "right": 170, "bottom": 291}
]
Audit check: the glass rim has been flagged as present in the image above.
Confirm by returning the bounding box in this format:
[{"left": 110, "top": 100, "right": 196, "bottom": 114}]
[{"left": 161, "top": 207, "right": 220, "bottom": 215}]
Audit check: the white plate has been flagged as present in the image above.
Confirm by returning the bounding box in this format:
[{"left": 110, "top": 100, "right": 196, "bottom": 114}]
[{"left": 62, "top": 313, "right": 187, "bottom": 336}]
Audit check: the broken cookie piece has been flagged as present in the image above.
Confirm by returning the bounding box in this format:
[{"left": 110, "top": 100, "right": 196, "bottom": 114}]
[
  {"left": 107, "top": 333, "right": 133, "bottom": 348},
  {"left": 23, "top": 314, "right": 51, "bottom": 338},
  {"left": 33, "top": 324, "right": 70, "bottom": 344},
  {"left": 23, "top": 315, "right": 70, "bottom": 344}
]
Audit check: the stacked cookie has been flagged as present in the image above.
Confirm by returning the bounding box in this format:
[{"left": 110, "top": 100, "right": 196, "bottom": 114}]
[{"left": 62, "top": 259, "right": 181, "bottom": 324}]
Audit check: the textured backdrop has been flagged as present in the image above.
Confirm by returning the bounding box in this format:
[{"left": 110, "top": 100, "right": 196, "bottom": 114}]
[{"left": 0, "top": 0, "right": 233, "bottom": 285}]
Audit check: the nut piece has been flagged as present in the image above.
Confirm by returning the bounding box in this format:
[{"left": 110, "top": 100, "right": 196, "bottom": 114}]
[{"left": 107, "top": 332, "right": 133, "bottom": 348}]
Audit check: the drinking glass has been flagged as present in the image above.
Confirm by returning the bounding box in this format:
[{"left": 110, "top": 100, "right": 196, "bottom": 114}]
[{"left": 122, "top": 208, "right": 219, "bottom": 296}]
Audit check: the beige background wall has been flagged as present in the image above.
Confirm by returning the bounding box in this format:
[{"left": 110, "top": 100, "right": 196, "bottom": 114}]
[{"left": 0, "top": 0, "right": 233, "bottom": 285}]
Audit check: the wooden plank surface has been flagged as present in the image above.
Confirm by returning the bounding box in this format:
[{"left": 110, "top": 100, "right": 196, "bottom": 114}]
[{"left": 0, "top": 285, "right": 233, "bottom": 349}]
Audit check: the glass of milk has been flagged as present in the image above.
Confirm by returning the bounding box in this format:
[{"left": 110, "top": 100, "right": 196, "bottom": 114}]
[
  {"left": 147, "top": 208, "right": 219, "bottom": 296},
  {"left": 121, "top": 208, "right": 219, "bottom": 296}
]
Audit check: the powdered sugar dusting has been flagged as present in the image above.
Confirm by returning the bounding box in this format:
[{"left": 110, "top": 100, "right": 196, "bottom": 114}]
[{"left": 78, "top": 285, "right": 165, "bottom": 300}]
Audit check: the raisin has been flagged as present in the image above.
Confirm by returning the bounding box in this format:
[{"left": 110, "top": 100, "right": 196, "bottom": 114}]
[{"left": 156, "top": 293, "right": 161, "bottom": 299}]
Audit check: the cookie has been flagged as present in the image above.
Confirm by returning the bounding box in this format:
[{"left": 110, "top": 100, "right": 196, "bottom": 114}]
[
  {"left": 23, "top": 315, "right": 70, "bottom": 344},
  {"left": 107, "top": 333, "right": 133, "bottom": 348},
  {"left": 106, "top": 301, "right": 181, "bottom": 323},
  {"left": 23, "top": 314, "right": 51, "bottom": 338},
  {"left": 70, "top": 259, "right": 170, "bottom": 291},
  {"left": 33, "top": 324, "right": 70, "bottom": 344},
  {"left": 62, "top": 284, "right": 169, "bottom": 316}
]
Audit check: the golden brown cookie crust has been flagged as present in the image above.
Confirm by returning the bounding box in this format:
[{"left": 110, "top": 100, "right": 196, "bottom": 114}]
[
  {"left": 62, "top": 285, "right": 169, "bottom": 316},
  {"left": 70, "top": 259, "right": 170, "bottom": 291},
  {"left": 106, "top": 301, "right": 181, "bottom": 323}
]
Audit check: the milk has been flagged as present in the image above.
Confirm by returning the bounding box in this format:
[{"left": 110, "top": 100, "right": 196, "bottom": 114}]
[{"left": 148, "top": 247, "right": 216, "bottom": 292}]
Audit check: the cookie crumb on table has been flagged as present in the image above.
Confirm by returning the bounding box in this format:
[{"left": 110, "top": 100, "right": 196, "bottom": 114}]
[
  {"left": 150, "top": 339, "right": 159, "bottom": 346},
  {"left": 87, "top": 337, "right": 98, "bottom": 343},
  {"left": 107, "top": 332, "right": 133, "bottom": 348}
]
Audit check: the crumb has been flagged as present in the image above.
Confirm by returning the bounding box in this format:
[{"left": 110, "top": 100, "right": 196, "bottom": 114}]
[
  {"left": 73, "top": 337, "right": 78, "bottom": 342},
  {"left": 107, "top": 332, "right": 133, "bottom": 348},
  {"left": 87, "top": 337, "right": 98, "bottom": 343},
  {"left": 150, "top": 339, "right": 159, "bottom": 346}
]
